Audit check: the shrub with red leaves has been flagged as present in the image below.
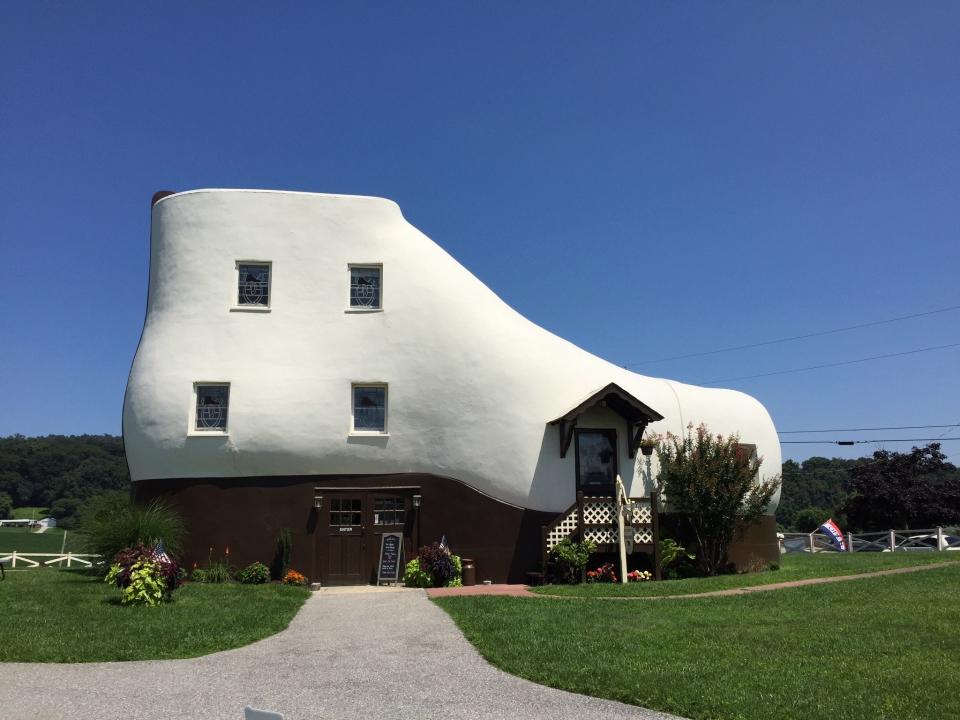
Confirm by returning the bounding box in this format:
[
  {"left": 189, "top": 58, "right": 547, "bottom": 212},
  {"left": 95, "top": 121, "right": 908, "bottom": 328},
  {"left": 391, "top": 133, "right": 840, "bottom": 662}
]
[{"left": 112, "top": 544, "right": 182, "bottom": 593}]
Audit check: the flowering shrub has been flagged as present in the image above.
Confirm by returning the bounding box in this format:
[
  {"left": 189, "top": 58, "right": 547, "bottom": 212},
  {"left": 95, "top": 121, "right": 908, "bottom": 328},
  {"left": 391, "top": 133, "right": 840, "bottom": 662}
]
[
  {"left": 236, "top": 561, "right": 270, "bottom": 584},
  {"left": 104, "top": 544, "right": 181, "bottom": 606},
  {"left": 405, "top": 545, "right": 462, "bottom": 588},
  {"left": 627, "top": 570, "right": 653, "bottom": 582},
  {"left": 283, "top": 569, "right": 307, "bottom": 586},
  {"left": 586, "top": 562, "right": 618, "bottom": 583}
]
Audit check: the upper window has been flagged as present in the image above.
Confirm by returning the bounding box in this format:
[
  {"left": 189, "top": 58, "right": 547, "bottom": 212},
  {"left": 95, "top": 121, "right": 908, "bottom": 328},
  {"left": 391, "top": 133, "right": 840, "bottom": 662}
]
[
  {"left": 349, "top": 265, "right": 381, "bottom": 309},
  {"left": 236, "top": 262, "right": 271, "bottom": 308},
  {"left": 352, "top": 384, "right": 387, "bottom": 433},
  {"left": 194, "top": 383, "right": 230, "bottom": 433}
]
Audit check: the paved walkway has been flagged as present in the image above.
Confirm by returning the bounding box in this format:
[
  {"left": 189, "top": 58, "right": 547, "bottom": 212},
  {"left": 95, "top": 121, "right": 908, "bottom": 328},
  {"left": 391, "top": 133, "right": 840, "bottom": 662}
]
[{"left": 1, "top": 587, "right": 679, "bottom": 720}]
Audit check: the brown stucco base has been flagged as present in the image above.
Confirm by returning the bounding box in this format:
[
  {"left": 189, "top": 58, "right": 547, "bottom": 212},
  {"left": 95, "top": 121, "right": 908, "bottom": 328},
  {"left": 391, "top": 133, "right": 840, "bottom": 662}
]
[
  {"left": 658, "top": 513, "right": 780, "bottom": 572},
  {"left": 134, "top": 474, "right": 779, "bottom": 583},
  {"left": 133, "top": 473, "right": 555, "bottom": 585}
]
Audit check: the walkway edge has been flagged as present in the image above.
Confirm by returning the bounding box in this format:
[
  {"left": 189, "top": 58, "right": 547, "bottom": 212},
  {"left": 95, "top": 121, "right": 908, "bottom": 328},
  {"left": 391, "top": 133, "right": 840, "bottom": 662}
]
[{"left": 523, "top": 560, "right": 960, "bottom": 601}]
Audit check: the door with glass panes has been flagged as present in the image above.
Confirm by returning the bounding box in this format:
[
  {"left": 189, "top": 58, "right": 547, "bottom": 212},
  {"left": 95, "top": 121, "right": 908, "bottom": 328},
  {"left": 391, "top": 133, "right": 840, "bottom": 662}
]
[
  {"left": 322, "top": 492, "right": 413, "bottom": 585},
  {"left": 325, "top": 494, "right": 366, "bottom": 585}
]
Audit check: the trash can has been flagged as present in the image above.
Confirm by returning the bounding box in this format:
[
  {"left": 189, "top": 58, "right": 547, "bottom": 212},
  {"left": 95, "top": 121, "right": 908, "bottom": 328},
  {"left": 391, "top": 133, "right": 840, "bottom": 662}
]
[{"left": 461, "top": 558, "right": 476, "bottom": 586}]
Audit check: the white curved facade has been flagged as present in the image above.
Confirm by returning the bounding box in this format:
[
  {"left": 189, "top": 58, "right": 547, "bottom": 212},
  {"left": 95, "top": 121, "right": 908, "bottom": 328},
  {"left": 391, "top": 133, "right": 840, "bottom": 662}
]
[{"left": 123, "top": 189, "right": 781, "bottom": 515}]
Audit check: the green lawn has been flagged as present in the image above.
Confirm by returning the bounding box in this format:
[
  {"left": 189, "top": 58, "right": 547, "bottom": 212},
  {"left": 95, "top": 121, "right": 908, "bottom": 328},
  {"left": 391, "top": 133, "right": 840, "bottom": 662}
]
[
  {"left": 0, "top": 570, "right": 310, "bottom": 662},
  {"left": 0, "top": 526, "right": 79, "bottom": 554},
  {"left": 533, "top": 552, "right": 960, "bottom": 597},
  {"left": 12, "top": 506, "right": 49, "bottom": 520},
  {"left": 437, "top": 560, "right": 960, "bottom": 720}
]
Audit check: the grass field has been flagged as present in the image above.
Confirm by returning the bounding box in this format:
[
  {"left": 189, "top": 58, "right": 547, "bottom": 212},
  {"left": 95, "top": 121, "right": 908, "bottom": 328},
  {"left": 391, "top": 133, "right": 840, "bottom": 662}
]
[
  {"left": 0, "top": 526, "right": 79, "bottom": 554},
  {"left": 0, "top": 570, "right": 310, "bottom": 662},
  {"left": 11, "top": 506, "right": 49, "bottom": 520},
  {"left": 437, "top": 558, "right": 960, "bottom": 720},
  {"left": 533, "top": 552, "right": 960, "bottom": 597}
]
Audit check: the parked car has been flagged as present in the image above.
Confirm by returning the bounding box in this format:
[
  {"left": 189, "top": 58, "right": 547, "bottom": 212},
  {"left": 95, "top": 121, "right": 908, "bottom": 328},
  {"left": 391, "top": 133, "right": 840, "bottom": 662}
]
[{"left": 895, "top": 534, "right": 960, "bottom": 552}]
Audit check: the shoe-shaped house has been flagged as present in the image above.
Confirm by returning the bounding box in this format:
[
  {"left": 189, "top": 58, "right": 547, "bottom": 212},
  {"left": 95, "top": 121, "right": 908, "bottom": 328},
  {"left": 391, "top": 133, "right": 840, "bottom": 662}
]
[{"left": 124, "top": 189, "right": 781, "bottom": 584}]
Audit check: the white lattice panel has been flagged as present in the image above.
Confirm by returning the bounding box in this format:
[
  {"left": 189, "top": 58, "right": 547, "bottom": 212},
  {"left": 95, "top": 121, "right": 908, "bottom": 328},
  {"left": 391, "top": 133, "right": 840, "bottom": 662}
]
[
  {"left": 546, "top": 496, "right": 655, "bottom": 552},
  {"left": 630, "top": 501, "right": 652, "bottom": 525},
  {"left": 632, "top": 529, "right": 653, "bottom": 544},
  {"left": 582, "top": 498, "right": 616, "bottom": 525},
  {"left": 583, "top": 527, "right": 617, "bottom": 545},
  {"left": 545, "top": 507, "right": 579, "bottom": 550}
]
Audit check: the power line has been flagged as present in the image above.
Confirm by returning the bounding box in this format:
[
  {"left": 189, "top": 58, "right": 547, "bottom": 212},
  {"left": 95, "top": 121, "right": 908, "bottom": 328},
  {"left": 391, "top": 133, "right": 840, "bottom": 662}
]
[
  {"left": 701, "top": 341, "right": 960, "bottom": 384},
  {"left": 779, "top": 424, "right": 960, "bottom": 434},
  {"left": 781, "top": 437, "right": 960, "bottom": 445},
  {"left": 625, "top": 303, "right": 960, "bottom": 367}
]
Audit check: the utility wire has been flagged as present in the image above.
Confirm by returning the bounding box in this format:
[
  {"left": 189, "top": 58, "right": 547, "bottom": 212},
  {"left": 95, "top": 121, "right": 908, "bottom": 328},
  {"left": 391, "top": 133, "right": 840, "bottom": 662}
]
[
  {"left": 779, "top": 424, "right": 960, "bottom": 434},
  {"left": 781, "top": 437, "right": 960, "bottom": 444},
  {"left": 700, "top": 341, "right": 960, "bottom": 384},
  {"left": 625, "top": 303, "right": 960, "bottom": 366}
]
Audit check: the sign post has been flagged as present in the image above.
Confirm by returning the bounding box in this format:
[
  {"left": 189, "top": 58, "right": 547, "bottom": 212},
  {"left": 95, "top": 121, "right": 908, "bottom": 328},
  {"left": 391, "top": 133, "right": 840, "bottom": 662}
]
[{"left": 377, "top": 532, "right": 404, "bottom": 586}]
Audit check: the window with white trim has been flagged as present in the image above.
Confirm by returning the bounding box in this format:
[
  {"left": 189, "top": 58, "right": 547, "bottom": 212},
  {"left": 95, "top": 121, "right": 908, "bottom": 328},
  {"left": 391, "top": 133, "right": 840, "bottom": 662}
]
[
  {"left": 194, "top": 383, "right": 230, "bottom": 433},
  {"left": 236, "top": 262, "right": 271, "bottom": 307},
  {"left": 352, "top": 384, "right": 387, "bottom": 433},
  {"left": 349, "top": 265, "right": 381, "bottom": 309}
]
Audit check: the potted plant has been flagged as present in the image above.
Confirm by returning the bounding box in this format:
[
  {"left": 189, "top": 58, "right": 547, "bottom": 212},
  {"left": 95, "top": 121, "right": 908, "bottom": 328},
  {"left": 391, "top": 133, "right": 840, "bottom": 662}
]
[{"left": 639, "top": 430, "right": 658, "bottom": 456}]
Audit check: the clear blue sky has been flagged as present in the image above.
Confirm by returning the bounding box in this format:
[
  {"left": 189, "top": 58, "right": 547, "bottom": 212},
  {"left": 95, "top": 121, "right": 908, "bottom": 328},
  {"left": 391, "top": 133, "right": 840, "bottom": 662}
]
[{"left": 2, "top": 3, "right": 958, "bottom": 463}]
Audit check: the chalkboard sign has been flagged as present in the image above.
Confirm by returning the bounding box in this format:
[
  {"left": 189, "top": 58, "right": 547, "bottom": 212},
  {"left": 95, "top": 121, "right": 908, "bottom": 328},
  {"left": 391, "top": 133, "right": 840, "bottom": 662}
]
[{"left": 377, "top": 532, "right": 404, "bottom": 585}]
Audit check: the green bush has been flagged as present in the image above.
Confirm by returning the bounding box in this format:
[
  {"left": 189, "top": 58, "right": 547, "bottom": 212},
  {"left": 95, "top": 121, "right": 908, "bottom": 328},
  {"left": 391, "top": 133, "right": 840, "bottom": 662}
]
[
  {"left": 659, "top": 538, "right": 696, "bottom": 578},
  {"left": 404, "top": 557, "right": 432, "bottom": 587},
  {"left": 403, "top": 555, "right": 462, "bottom": 588},
  {"left": 190, "top": 567, "right": 206, "bottom": 583},
  {"left": 105, "top": 560, "right": 168, "bottom": 606},
  {"left": 236, "top": 561, "right": 270, "bottom": 584},
  {"left": 79, "top": 497, "right": 186, "bottom": 569},
  {"left": 205, "top": 560, "right": 231, "bottom": 584},
  {"left": 270, "top": 528, "right": 292, "bottom": 581},
  {"left": 548, "top": 538, "right": 596, "bottom": 584}
]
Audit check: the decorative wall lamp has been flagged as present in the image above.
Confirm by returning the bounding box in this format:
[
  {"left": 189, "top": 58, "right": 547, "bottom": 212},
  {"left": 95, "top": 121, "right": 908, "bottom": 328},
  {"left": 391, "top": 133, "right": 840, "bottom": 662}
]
[
  {"left": 313, "top": 490, "right": 323, "bottom": 510},
  {"left": 412, "top": 494, "right": 422, "bottom": 509}
]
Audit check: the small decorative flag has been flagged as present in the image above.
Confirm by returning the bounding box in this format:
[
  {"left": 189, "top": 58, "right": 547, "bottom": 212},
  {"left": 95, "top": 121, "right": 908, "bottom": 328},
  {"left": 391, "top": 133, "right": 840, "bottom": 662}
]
[
  {"left": 439, "top": 535, "right": 447, "bottom": 551},
  {"left": 818, "top": 519, "right": 847, "bottom": 551},
  {"left": 154, "top": 540, "right": 171, "bottom": 563}
]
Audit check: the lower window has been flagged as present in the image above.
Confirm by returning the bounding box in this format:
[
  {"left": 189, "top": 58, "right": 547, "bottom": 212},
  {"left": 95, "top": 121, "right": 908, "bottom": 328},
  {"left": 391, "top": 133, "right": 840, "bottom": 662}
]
[{"left": 194, "top": 383, "right": 230, "bottom": 432}]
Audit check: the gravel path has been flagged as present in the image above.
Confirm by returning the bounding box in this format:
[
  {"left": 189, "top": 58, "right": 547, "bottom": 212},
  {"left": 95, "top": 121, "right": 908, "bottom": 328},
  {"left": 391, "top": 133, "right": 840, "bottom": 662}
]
[{"left": 1, "top": 587, "right": 680, "bottom": 720}]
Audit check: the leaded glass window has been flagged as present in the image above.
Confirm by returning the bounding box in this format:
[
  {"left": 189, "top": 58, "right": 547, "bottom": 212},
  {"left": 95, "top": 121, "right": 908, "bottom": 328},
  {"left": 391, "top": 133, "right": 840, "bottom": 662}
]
[
  {"left": 237, "top": 263, "right": 270, "bottom": 306},
  {"left": 195, "top": 384, "right": 229, "bottom": 432},
  {"left": 353, "top": 385, "right": 386, "bottom": 432},
  {"left": 350, "top": 266, "right": 381, "bottom": 308}
]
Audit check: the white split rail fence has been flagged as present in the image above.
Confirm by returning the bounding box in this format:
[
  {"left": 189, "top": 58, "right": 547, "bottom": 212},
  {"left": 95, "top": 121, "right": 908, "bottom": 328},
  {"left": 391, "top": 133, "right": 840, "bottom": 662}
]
[
  {"left": 0, "top": 552, "right": 103, "bottom": 568},
  {"left": 780, "top": 527, "right": 960, "bottom": 554}
]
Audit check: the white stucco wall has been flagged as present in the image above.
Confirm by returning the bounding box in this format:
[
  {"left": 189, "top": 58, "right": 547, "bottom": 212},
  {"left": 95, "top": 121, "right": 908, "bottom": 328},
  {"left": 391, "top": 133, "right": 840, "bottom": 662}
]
[{"left": 123, "top": 189, "right": 782, "bottom": 513}]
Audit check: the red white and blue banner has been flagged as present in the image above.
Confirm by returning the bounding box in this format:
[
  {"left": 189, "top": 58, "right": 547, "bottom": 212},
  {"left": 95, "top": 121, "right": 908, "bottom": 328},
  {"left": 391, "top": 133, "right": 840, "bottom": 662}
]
[{"left": 818, "top": 518, "right": 846, "bottom": 551}]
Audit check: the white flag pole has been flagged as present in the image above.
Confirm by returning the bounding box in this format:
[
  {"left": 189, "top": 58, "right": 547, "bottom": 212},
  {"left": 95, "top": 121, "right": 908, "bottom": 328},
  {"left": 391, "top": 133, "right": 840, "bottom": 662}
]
[{"left": 615, "top": 474, "right": 628, "bottom": 585}]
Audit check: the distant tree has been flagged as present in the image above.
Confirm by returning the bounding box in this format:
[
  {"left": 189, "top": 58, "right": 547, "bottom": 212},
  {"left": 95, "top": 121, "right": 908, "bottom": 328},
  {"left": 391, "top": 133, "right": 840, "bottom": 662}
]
[
  {"left": 657, "top": 423, "right": 781, "bottom": 576},
  {"left": 0, "top": 435, "right": 129, "bottom": 524},
  {"left": 841, "top": 444, "right": 960, "bottom": 531},
  {"left": 0, "top": 491, "right": 12, "bottom": 519},
  {"left": 792, "top": 506, "right": 830, "bottom": 533},
  {"left": 777, "top": 456, "right": 856, "bottom": 527}
]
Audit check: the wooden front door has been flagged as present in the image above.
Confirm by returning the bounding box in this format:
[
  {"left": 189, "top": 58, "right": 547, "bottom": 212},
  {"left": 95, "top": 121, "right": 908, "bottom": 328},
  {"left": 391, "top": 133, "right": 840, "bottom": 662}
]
[
  {"left": 318, "top": 490, "right": 416, "bottom": 585},
  {"left": 325, "top": 494, "right": 366, "bottom": 585}
]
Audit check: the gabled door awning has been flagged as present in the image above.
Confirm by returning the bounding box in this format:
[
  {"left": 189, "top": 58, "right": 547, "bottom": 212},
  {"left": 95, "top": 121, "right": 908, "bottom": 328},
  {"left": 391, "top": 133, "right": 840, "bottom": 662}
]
[{"left": 548, "top": 382, "right": 664, "bottom": 459}]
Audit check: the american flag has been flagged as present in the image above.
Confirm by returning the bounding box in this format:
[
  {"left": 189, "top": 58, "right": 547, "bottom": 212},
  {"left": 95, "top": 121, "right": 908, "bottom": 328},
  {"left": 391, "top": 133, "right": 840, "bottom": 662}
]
[{"left": 153, "top": 540, "right": 171, "bottom": 563}]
